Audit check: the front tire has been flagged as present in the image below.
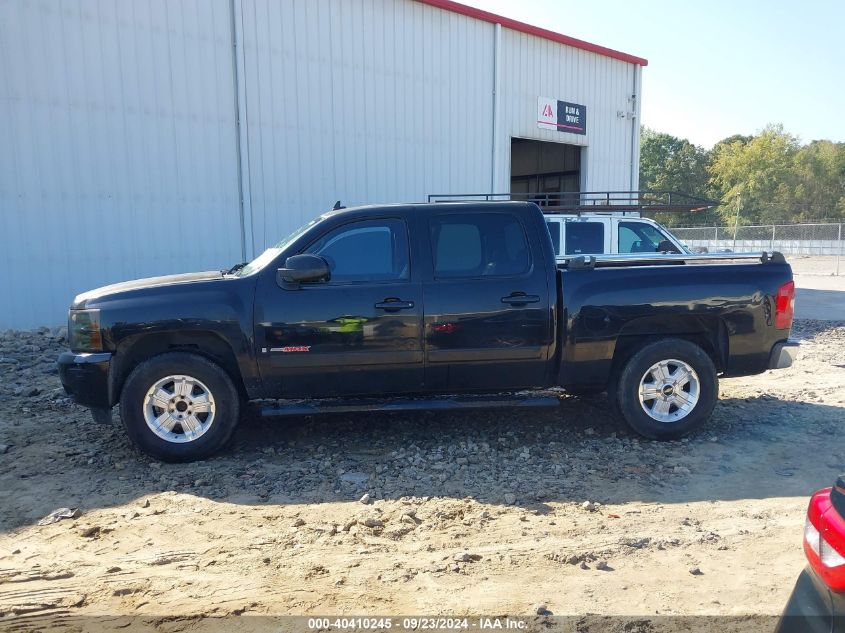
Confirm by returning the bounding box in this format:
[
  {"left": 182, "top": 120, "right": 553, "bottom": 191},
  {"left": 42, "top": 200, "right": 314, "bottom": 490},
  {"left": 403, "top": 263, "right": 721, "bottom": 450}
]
[
  {"left": 613, "top": 338, "right": 717, "bottom": 440},
  {"left": 119, "top": 352, "right": 240, "bottom": 461}
]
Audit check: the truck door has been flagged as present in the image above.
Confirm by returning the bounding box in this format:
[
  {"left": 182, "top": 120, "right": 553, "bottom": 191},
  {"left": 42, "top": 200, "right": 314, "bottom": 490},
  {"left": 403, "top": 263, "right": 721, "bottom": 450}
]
[
  {"left": 254, "top": 214, "right": 424, "bottom": 398},
  {"left": 421, "top": 208, "right": 554, "bottom": 391}
]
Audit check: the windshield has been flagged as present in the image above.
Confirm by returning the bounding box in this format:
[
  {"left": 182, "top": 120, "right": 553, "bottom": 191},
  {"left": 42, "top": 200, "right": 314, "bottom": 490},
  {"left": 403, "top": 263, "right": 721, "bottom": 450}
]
[{"left": 235, "top": 218, "right": 320, "bottom": 277}]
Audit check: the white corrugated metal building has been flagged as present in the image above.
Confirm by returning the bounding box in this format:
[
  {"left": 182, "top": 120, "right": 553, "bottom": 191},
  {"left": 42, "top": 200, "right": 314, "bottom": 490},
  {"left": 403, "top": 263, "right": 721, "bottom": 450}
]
[{"left": 0, "top": 0, "right": 646, "bottom": 328}]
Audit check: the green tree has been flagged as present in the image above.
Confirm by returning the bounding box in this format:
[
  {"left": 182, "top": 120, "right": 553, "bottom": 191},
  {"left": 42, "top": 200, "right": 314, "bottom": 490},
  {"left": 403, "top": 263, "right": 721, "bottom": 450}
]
[
  {"left": 708, "top": 124, "right": 801, "bottom": 225},
  {"left": 711, "top": 134, "right": 753, "bottom": 153},
  {"left": 639, "top": 128, "right": 712, "bottom": 225},
  {"left": 640, "top": 128, "right": 710, "bottom": 195},
  {"left": 791, "top": 140, "right": 845, "bottom": 220},
  {"left": 641, "top": 125, "right": 845, "bottom": 226}
]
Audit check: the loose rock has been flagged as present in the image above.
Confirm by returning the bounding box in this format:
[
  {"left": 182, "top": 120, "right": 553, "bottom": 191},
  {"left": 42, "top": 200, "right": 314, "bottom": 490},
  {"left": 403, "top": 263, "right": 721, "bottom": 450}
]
[
  {"left": 37, "top": 507, "right": 82, "bottom": 526},
  {"left": 341, "top": 472, "right": 370, "bottom": 485}
]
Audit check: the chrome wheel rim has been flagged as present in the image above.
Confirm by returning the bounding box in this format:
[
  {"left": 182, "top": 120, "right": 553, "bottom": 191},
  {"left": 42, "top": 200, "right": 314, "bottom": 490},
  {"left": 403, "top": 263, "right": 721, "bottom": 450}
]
[
  {"left": 143, "top": 375, "right": 216, "bottom": 443},
  {"left": 638, "top": 359, "right": 700, "bottom": 423}
]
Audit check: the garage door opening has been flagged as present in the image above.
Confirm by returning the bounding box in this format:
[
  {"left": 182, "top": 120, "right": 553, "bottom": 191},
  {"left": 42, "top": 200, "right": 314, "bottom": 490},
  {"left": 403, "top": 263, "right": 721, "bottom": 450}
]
[{"left": 510, "top": 138, "right": 581, "bottom": 207}]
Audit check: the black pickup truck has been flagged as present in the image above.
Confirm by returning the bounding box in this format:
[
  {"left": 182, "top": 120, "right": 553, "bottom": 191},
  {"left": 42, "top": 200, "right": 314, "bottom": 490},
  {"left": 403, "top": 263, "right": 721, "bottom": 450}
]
[{"left": 58, "top": 202, "right": 798, "bottom": 461}]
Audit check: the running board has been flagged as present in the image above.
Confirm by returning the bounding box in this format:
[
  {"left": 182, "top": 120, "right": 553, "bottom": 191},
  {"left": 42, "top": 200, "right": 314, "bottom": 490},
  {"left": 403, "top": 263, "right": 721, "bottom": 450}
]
[{"left": 259, "top": 393, "right": 562, "bottom": 417}]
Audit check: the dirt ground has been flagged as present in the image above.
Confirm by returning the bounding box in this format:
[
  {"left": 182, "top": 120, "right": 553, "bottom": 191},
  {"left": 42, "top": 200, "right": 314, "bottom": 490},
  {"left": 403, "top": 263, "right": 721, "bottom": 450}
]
[
  {"left": 782, "top": 254, "right": 842, "bottom": 276},
  {"left": 1, "top": 286, "right": 843, "bottom": 630}
]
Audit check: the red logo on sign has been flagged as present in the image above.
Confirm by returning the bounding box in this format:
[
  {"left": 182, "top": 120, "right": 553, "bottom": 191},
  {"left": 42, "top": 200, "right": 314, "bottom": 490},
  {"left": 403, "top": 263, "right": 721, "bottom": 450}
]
[{"left": 542, "top": 104, "right": 554, "bottom": 117}]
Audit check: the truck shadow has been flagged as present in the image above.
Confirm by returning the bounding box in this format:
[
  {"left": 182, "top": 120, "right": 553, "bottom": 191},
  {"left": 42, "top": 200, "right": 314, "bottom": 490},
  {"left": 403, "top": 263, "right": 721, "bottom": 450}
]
[
  {"left": 233, "top": 393, "right": 844, "bottom": 505},
  {"left": 3, "top": 392, "right": 843, "bottom": 533}
]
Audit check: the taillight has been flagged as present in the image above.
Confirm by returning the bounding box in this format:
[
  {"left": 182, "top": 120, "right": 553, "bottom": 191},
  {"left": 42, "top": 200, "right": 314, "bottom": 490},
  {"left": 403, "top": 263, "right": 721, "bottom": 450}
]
[
  {"left": 775, "top": 280, "right": 795, "bottom": 329},
  {"left": 804, "top": 487, "right": 845, "bottom": 592}
]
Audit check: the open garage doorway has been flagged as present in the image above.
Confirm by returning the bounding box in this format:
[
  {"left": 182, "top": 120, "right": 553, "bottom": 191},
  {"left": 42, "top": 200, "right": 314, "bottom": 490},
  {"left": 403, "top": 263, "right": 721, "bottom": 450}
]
[{"left": 510, "top": 138, "right": 581, "bottom": 207}]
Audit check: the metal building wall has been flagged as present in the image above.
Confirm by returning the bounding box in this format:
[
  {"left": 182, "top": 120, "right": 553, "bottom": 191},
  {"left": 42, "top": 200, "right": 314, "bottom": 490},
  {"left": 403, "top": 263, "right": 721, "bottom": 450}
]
[
  {"left": 0, "top": 0, "right": 243, "bottom": 329},
  {"left": 495, "top": 28, "right": 641, "bottom": 193},
  {"left": 0, "top": 0, "right": 642, "bottom": 328},
  {"left": 236, "top": 0, "right": 495, "bottom": 256},
  {"left": 236, "top": 0, "right": 641, "bottom": 255}
]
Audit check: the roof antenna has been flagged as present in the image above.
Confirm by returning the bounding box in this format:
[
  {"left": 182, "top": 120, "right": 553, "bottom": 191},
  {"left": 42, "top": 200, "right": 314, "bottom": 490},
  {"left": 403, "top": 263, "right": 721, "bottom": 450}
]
[{"left": 332, "top": 200, "right": 344, "bottom": 210}]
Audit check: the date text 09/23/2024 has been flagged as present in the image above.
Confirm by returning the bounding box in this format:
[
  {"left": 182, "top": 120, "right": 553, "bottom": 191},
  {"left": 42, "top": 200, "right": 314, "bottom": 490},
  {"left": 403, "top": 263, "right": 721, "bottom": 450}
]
[{"left": 306, "top": 617, "right": 528, "bottom": 630}]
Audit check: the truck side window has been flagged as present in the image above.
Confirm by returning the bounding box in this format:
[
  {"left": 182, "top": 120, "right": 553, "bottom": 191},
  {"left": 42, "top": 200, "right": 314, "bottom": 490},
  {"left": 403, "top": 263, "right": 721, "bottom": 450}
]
[
  {"left": 564, "top": 221, "right": 604, "bottom": 255},
  {"left": 545, "top": 221, "right": 561, "bottom": 254},
  {"left": 304, "top": 218, "right": 409, "bottom": 283},
  {"left": 430, "top": 213, "right": 529, "bottom": 278},
  {"left": 618, "top": 221, "right": 675, "bottom": 253}
]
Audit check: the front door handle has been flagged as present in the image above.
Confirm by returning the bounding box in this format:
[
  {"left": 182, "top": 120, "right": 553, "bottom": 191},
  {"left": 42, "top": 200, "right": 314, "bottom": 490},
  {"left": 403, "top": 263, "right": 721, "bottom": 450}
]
[
  {"left": 501, "top": 293, "right": 540, "bottom": 306},
  {"left": 375, "top": 298, "right": 415, "bottom": 311}
]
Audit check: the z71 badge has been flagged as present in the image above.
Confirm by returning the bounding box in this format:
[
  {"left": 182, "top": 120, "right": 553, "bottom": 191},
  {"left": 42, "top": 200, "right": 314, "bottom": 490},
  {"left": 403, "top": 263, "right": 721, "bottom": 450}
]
[{"left": 270, "top": 345, "right": 311, "bottom": 353}]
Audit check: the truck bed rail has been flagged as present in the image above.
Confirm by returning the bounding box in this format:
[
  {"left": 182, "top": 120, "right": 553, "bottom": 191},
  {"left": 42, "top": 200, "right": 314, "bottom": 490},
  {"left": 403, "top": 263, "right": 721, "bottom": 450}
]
[{"left": 559, "top": 251, "right": 787, "bottom": 269}]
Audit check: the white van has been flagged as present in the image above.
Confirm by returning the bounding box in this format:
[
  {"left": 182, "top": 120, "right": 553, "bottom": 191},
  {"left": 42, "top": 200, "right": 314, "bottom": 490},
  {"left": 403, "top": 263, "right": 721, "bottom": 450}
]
[{"left": 543, "top": 213, "right": 688, "bottom": 260}]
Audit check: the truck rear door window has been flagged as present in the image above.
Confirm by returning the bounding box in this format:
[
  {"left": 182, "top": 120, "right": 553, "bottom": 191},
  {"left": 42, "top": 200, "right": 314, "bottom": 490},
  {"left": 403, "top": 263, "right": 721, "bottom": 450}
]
[
  {"left": 564, "top": 222, "right": 604, "bottom": 255},
  {"left": 430, "top": 213, "right": 529, "bottom": 278}
]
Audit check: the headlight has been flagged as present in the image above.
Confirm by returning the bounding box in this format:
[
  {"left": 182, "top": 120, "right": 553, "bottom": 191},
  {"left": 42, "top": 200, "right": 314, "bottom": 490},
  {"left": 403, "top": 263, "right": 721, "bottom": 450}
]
[{"left": 68, "top": 309, "right": 103, "bottom": 351}]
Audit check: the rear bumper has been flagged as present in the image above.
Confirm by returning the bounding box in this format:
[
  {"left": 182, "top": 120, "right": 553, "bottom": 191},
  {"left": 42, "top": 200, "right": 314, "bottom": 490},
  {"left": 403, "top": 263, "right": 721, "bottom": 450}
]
[
  {"left": 775, "top": 567, "right": 844, "bottom": 633},
  {"left": 57, "top": 351, "right": 113, "bottom": 409},
  {"left": 769, "top": 338, "right": 800, "bottom": 370}
]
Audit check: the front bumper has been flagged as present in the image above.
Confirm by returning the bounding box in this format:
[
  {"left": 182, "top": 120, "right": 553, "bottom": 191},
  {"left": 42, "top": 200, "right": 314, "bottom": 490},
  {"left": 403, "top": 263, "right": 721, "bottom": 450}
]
[
  {"left": 769, "top": 338, "right": 800, "bottom": 369},
  {"left": 57, "top": 351, "right": 113, "bottom": 409}
]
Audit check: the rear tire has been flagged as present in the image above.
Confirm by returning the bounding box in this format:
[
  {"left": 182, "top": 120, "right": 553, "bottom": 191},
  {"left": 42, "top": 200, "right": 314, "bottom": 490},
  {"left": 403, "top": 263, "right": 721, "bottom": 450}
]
[
  {"left": 613, "top": 338, "right": 717, "bottom": 440},
  {"left": 119, "top": 352, "right": 240, "bottom": 462}
]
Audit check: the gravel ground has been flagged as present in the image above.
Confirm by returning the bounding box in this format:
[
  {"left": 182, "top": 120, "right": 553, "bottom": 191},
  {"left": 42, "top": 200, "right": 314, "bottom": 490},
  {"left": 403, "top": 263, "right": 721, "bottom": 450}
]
[
  {"left": 0, "top": 321, "right": 843, "bottom": 631},
  {"left": 786, "top": 255, "right": 842, "bottom": 276}
]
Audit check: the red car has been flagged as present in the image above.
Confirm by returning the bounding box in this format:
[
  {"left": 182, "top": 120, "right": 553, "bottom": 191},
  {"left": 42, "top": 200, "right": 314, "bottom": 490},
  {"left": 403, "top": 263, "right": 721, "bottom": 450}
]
[{"left": 776, "top": 475, "right": 845, "bottom": 632}]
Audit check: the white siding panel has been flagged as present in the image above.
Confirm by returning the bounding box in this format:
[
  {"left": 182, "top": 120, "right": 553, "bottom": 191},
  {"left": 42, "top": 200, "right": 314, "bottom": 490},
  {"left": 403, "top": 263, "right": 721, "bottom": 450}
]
[
  {"left": 239, "top": 0, "right": 495, "bottom": 254},
  {"left": 0, "top": 0, "right": 641, "bottom": 328},
  {"left": 495, "top": 28, "right": 637, "bottom": 193},
  {"left": 0, "top": 0, "right": 242, "bottom": 328}
]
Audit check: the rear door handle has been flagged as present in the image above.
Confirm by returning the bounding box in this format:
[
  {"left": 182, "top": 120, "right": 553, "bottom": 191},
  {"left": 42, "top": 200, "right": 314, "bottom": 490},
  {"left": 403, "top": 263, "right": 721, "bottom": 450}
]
[
  {"left": 375, "top": 299, "right": 415, "bottom": 311},
  {"left": 501, "top": 293, "right": 540, "bottom": 305}
]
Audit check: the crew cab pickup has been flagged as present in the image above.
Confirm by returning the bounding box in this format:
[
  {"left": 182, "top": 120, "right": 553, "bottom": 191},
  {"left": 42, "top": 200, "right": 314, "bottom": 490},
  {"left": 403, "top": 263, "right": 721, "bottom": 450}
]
[{"left": 58, "top": 202, "right": 798, "bottom": 461}]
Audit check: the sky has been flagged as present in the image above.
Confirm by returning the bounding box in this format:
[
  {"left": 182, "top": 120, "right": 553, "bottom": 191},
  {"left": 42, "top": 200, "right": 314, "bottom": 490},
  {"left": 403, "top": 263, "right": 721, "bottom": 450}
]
[{"left": 458, "top": 0, "right": 845, "bottom": 148}]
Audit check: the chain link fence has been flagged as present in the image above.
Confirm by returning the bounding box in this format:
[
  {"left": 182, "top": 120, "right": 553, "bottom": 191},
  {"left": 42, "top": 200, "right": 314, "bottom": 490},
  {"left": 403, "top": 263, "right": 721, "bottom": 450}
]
[{"left": 670, "top": 223, "right": 844, "bottom": 275}]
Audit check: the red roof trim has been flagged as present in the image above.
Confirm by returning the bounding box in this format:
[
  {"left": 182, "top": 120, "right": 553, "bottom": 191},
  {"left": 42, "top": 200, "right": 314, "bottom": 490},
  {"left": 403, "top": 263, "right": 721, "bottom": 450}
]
[{"left": 414, "top": 0, "right": 648, "bottom": 66}]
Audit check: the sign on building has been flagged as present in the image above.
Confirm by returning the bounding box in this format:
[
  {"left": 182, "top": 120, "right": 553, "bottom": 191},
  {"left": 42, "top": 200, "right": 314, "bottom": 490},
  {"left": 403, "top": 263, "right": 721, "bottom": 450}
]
[{"left": 537, "top": 97, "right": 587, "bottom": 135}]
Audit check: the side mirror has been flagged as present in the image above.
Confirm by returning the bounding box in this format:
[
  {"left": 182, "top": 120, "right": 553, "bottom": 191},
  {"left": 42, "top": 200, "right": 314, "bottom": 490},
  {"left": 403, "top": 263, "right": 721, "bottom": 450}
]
[{"left": 277, "top": 254, "right": 330, "bottom": 288}]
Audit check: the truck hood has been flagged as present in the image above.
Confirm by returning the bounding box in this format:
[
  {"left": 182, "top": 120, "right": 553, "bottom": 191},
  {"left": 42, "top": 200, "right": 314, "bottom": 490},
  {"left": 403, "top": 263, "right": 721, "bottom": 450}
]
[{"left": 71, "top": 271, "right": 224, "bottom": 309}]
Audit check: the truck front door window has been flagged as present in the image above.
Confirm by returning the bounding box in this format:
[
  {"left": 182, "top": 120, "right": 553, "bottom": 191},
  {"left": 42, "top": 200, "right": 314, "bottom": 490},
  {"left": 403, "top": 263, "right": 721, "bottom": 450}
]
[
  {"left": 304, "top": 219, "right": 409, "bottom": 283},
  {"left": 619, "top": 222, "right": 677, "bottom": 253}
]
